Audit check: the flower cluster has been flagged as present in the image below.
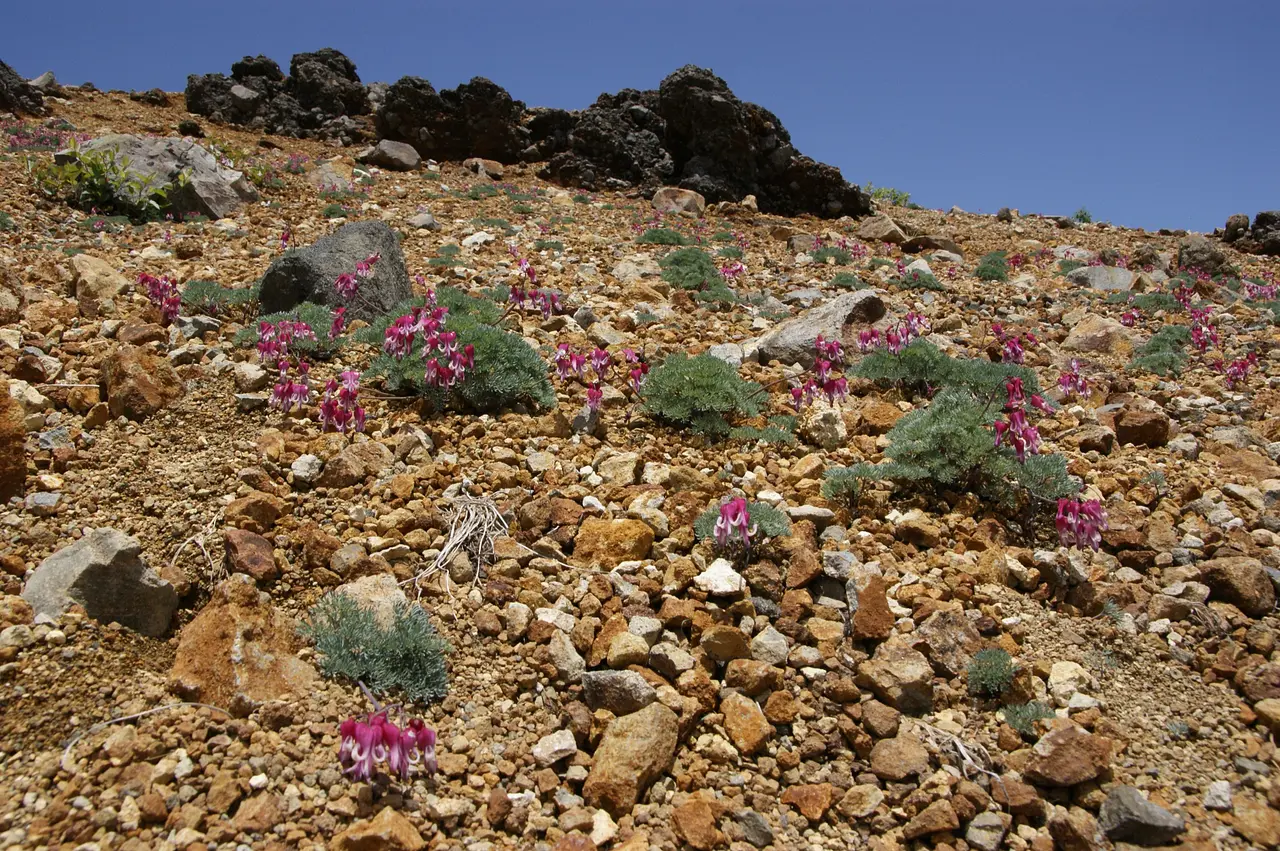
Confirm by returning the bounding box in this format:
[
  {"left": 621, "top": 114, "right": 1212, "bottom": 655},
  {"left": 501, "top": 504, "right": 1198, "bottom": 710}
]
[
  {"left": 1245, "top": 279, "right": 1278, "bottom": 300},
  {"left": 319, "top": 370, "right": 366, "bottom": 433},
  {"left": 554, "top": 344, "right": 613, "bottom": 411},
  {"left": 339, "top": 712, "right": 437, "bottom": 782},
  {"left": 257, "top": 319, "right": 316, "bottom": 367},
  {"left": 1057, "top": 359, "right": 1090, "bottom": 400},
  {"left": 992, "top": 323, "right": 1037, "bottom": 364},
  {"left": 138, "top": 272, "right": 181, "bottom": 325},
  {"left": 334, "top": 253, "right": 381, "bottom": 301},
  {"left": 269, "top": 360, "right": 311, "bottom": 413},
  {"left": 329, "top": 307, "right": 347, "bottom": 340},
  {"left": 713, "top": 498, "right": 756, "bottom": 552},
  {"left": 280, "top": 226, "right": 290, "bottom": 253},
  {"left": 1056, "top": 498, "right": 1108, "bottom": 551},
  {"left": 1189, "top": 306, "right": 1218, "bottom": 353},
  {"left": 791, "top": 334, "right": 849, "bottom": 410},
  {"left": 994, "top": 377, "right": 1046, "bottom": 462},
  {"left": 857, "top": 312, "right": 930, "bottom": 355},
  {"left": 719, "top": 261, "right": 746, "bottom": 281},
  {"left": 1120, "top": 306, "right": 1141, "bottom": 327},
  {"left": 1215, "top": 352, "right": 1259, "bottom": 389},
  {"left": 623, "top": 348, "right": 649, "bottom": 394},
  {"left": 507, "top": 244, "right": 563, "bottom": 318},
  {"left": 383, "top": 295, "right": 474, "bottom": 388}
]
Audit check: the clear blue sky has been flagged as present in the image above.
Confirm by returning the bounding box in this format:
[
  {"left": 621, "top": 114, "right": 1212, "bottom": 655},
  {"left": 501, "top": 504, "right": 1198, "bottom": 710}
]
[{"left": 4, "top": 1, "right": 1276, "bottom": 232}]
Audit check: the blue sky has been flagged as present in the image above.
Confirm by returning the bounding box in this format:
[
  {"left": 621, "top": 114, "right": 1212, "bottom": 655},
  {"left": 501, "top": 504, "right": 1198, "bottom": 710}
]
[{"left": 4, "top": 1, "right": 1276, "bottom": 232}]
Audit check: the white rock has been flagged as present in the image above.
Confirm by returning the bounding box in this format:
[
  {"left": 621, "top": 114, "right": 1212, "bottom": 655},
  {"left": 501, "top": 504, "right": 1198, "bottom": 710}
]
[
  {"left": 693, "top": 558, "right": 746, "bottom": 595},
  {"left": 531, "top": 729, "right": 578, "bottom": 767}
]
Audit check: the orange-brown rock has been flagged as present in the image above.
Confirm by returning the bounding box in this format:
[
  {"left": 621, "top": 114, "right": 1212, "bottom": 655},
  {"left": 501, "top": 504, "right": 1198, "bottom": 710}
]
[
  {"left": 330, "top": 806, "right": 427, "bottom": 851},
  {"left": 0, "top": 383, "right": 25, "bottom": 501},
  {"left": 101, "top": 344, "right": 184, "bottom": 420},
  {"left": 574, "top": 518, "right": 653, "bottom": 568},
  {"left": 168, "top": 574, "right": 316, "bottom": 713}
]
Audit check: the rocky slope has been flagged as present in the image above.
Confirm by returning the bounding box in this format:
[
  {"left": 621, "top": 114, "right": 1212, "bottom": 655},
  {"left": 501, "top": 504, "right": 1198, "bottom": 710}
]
[{"left": 1, "top": 79, "right": 1279, "bottom": 851}]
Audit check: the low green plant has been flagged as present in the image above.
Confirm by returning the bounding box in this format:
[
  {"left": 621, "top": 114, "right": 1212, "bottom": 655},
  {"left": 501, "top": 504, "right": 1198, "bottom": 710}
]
[
  {"left": 640, "top": 352, "right": 763, "bottom": 437},
  {"left": 1057, "top": 259, "right": 1085, "bottom": 275},
  {"left": 820, "top": 462, "right": 882, "bottom": 507},
  {"left": 33, "top": 140, "right": 191, "bottom": 223},
  {"left": 321, "top": 202, "right": 354, "bottom": 219},
  {"left": 811, "top": 246, "right": 852, "bottom": 265},
  {"left": 0, "top": 211, "right": 13, "bottom": 232},
  {"left": 300, "top": 592, "right": 450, "bottom": 704},
  {"left": 832, "top": 272, "right": 868, "bottom": 289},
  {"left": 730, "top": 416, "right": 797, "bottom": 445},
  {"left": 1127, "top": 324, "right": 1190, "bottom": 377},
  {"left": 711, "top": 230, "right": 735, "bottom": 242},
  {"left": 637, "top": 227, "right": 690, "bottom": 246},
  {"left": 1073, "top": 207, "right": 1093, "bottom": 224},
  {"left": 975, "top": 251, "right": 1009, "bottom": 282},
  {"left": 471, "top": 216, "right": 514, "bottom": 234},
  {"left": 868, "top": 257, "right": 897, "bottom": 270},
  {"left": 233, "top": 302, "right": 343, "bottom": 360},
  {"left": 660, "top": 247, "right": 722, "bottom": 291},
  {"left": 968, "top": 648, "right": 1014, "bottom": 697},
  {"left": 864, "top": 182, "right": 911, "bottom": 207},
  {"left": 854, "top": 339, "right": 1039, "bottom": 401},
  {"left": 534, "top": 239, "right": 563, "bottom": 252},
  {"left": 717, "top": 245, "right": 744, "bottom": 260},
  {"left": 180, "top": 280, "right": 259, "bottom": 317},
  {"left": 901, "top": 269, "right": 945, "bottom": 290},
  {"left": 850, "top": 387, "right": 1078, "bottom": 512},
  {"left": 1107, "top": 292, "right": 1180, "bottom": 313},
  {"left": 511, "top": 203, "right": 534, "bottom": 215},
  {"left": 427, "top": 244, "right": 465, "bottom": 267},
  {"left": 572, "top": 193, "right": 591, "bottom": 204},
  {"left": 693, "top": 501, "right": 791, "bottom": 542},
  {"left": 635, "top": 308, "right": 660, "bottom": 326},
  {"left": 1003, "top": 702, "right": 1055, "bottom": 737}
]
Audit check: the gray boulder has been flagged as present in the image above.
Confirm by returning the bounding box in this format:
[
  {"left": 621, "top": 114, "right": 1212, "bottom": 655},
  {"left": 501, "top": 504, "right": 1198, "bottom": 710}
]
[
  {"left": 357, "top": 139, "right": 420, "bottom": 171},
  {"left": 22, "top": 529, "right": 177, "bottom": 636},
  {"left": 55, "top": 135, "right": 258, "bottom": 220},
  {"left": 756, "top": 289, "right": 885, "bottom": 367},
  {"left": 1099, "top": 785, "right": 1185, "bottom": 846},
  {"left": 1177, "top": 234, "right": 1228, "bottom": 276},
  {"left": 0, "top": 59, "right": 43, "bottom": 114},
  {"left": 258, "top": 220, "right": 411, "bottom": 321},
  {"left": 1066, "top": 265, "right": 1134, "bottom": 291},
  {"left": 581, "top": 669, "right": 657, "bottom": 716}
]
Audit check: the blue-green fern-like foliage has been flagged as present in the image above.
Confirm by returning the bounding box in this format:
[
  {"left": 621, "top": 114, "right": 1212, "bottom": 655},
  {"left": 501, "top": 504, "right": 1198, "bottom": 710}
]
[
  {"left": 640, "top": 352, "right": 763, "bottom": 437},
  {"left": 299, "top": 592, "right": 451, "bottom": 704}
]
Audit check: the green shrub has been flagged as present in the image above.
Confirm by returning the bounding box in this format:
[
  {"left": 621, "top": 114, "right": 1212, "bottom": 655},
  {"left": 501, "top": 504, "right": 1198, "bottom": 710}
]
[
  {"left": 572, "top": 194, "right": 591, "bottom": 204},
  {"left": 975, "top": 251, "right": 1009, "bottom": 282},
  {"left": 859, "top": 387, "right": 1078, "bottom": 510},
  {"left": 0, "top": 211, "right": 13, "bottom": 232},
  {"left": 300, "top": 592, "right": 450, "bottom": 704},
  {"left": 832, "top": 272, "right": 867, "bottom": 289},
  {"left": 511, "top": 203, "right": 534, "bottom": 215},
  {"left": 1073, "top": 207, "right": 1093, "bottom": 224},
  {"left": 427, "top": 244, "right": 465, "bottom": 267},
  {"left": 812, "top": 246, "right": 852, "bottom": 265},
  {"left": 729, "top": 416, "right": 797, "bottom": 445},
  {"left": 854, "top": 339, "right": 1039, "bottom": 402},
  {"left": 820, "top": 462, "right": 883, "bottom": 506},
  {"left": 637, "top": 227, "right": 690, "bottom": 246},
  {"left": 364, "top": 301, "right": 553, "bottom": 413},
  {"left": 233, "top": 301, "right": 343, "bottom": 359},
  {"left": 1259, "top": 301, "right": 1280, "bottom": 325},
  {"left": 1057, "top": 259, "right": 1085, "bottom": 275},
  {"left": 693, "top": 501, "right": 791, "bottom": 543},
  {"left": 901, "top": 269, "right": 945, "bottom": 290},
  {"left": 321, "top": 202, "right": 353, "bottom": 219},
  {"left": 692, "top": 284, "right": 739, "bottom": 307},
  {"left": 717, "top": 245, "right": 744, "bottom": 259},
  {"left": 180, "top": 280, "right": 259, "bottom": 317},
  {"left": 471, "top": 216, "right": 514, "bottom": 234},
  {"left": 34, "top": 141, "right": 191, "bottom": 223},
  {"left": 635, "top": 309, "right": 660, "bottom": 326},
  {"left": 968, "top": 648, "right": 1014, "bottom": 697},
  {"left": 1107, "top": 291, "right": 1180, "bottom": 313},
  {"left": 711, "top": 230, "right": 735, "bottom": 242},
  {"left": 1003, "top": 702, "right": 1055, "bottom": 737},
  {"left": 660, "top": 247, "right": 722, "bottom": 291},
  {"left": 1127, "top": 324, "right": 1190, "bottom": 377},
  {"left": 534, "top": 239, "right": 563, "bottom": 252},
  {"left": 466, "top": 185, "right": 499, "bottom": 201},
  {"left": 864, "top": 182, "right": 911, "bottom": 207},
  {"left": 868, "top": 257, "right": 897, "bottom": 270},
  {"left": 640, "top": 352, "right": 762, "bottom": 437}
]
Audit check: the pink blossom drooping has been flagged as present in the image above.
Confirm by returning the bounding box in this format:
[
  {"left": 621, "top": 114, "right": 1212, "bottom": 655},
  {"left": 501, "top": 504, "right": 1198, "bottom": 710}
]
[
  {"left": 713, "top": 497, "right": 756, "bottom": 552},
  {"left": 1056, "top": 498, "right": 1108, "bottom": 551},
  {"left": 338, "top": 712, "right": 437, "bottom": 781}
]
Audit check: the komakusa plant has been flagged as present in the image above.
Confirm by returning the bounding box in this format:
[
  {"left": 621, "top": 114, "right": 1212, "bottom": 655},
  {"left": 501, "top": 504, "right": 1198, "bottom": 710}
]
[
  {"left": 790, "top": 335, "right": 850, "bottom": 411},
  {"left": 553, "top": 343, "right": 613, "bottom": 412},
  {"left": 319, "top": 370, "right": 366, "bottom": 434},
  {"left": 138, "top": 272, "right": 180, "bottom": 325},
  {"left": 269, "top": 360, "right": 311, "bottom": 413},
  {"left": 693, "top": 498, "right": 791, "bottom": 556},
  {"left": 339, "top": 706, "right": 438, "bottom": 782},
  {"left": 640, "top": 352, "right": 762, "bottom": 437},
  {"left": 1055, "top": 497, "right": 1108, "bottom": 551}
]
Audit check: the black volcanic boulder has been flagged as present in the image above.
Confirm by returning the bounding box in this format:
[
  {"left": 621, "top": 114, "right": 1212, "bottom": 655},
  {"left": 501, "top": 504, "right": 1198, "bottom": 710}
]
[
  {"left": 522, "top": 107, "right": 578, "bottom": 162},
  {"left": 0, "top": 59, "right": 43, "bottom": 114},
  {"left": 1247, "top": 211, "right": 1280, "bottom": 255},
  {"left": 377, "top": 75, "right": 528, "bottom": 162},
  {"left": 289, "top": 48, "right": 367, "bottom": 116},
  {"left": 541, "top": 90, "right": 673, "bottom": 191},
  {"left": 184, "top": 49, "right": 366, "bottom": 141},
  {"left": 258, "top": 221, "right": 410, "bottom": 321}
]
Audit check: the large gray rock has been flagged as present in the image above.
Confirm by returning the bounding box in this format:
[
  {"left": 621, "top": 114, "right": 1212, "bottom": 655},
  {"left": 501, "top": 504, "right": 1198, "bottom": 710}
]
[
  {"left": 54, "top": 135, "right": 258, "bottom": 220},
  {"left": 22, "top": 529, "right": 177, "bottom": 636},
  {"left": 258, "top": 221, "right": 411, "bottom": 321},
  {"left": 1099, "top": 786, "right": 1185, "bottom": 845},
  {"left": 756, "top": 289, "right": 885, "bottom": 367},
  {"left": 357, "top": 139, "right": 420, "bottom": 171},
  {"left": 1066, "top": 265, "right": 1134, "bottom": 291},
  {"left": 0, "top": 59, "right": 43, "bottom": 114},
  {"left": 581, "top": 669, "right": 657, "bottom": 716},
  {"left": 1177, "top": 234, "right": 1228, "bottom": 276}
]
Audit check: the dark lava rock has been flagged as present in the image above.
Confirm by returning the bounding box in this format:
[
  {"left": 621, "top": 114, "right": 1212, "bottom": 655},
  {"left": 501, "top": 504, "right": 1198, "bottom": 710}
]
[
  {"left": 0, "top": 58, "right": 44, "bottom": 114},
  {"left": 376, "top": 75, "right": 529, "bottom": 162},
  {"left": 258, "top": 220, "right": 410, "bottom": 321}
]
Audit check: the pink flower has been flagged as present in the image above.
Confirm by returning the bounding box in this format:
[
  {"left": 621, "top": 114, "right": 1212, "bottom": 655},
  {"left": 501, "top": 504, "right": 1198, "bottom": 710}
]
[
  {"left": 1058, "top": 359, "right": 1089, "bottom": 399},
  {"left": 586, "top": 384, "right": 603, "bottom": 411},
  {"left": 713, "top": 497, "right": 756, "bottom": 551},
  {"left": 384, "top": 315, "right": 418, "bottom": 360},
  {"left": 355, "top": 252, "right": 380, "bottom": 278},
  {"left": 1005, "top": 377, "right": 1026, "bottom": 411},
  {"left": 590, "top": 348, "right": 612, "bottom": 377},
  {"left": 857, "top": 329, "right": 881, "bottom": 352},
  {"left": 334, "top": 272, "right": 359, "bottom": 301},
  {"left": 1056, "top": 498, "right": 1108, "bottom": 551},
  {"left": 815, "top": 334, "right": 843, "bottom": 365},
  {"left": 994, "top": 409, "right": 1040, "bottom": 462},
  {"left": 628, "top": 363, "right": 649, "bottom": 394},
  {"left": 329, "top": 307, "right": 347, "bottom": 340}
]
